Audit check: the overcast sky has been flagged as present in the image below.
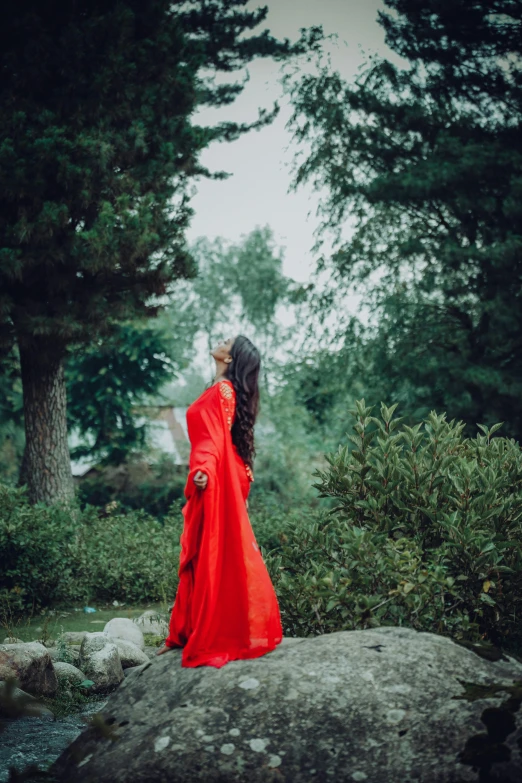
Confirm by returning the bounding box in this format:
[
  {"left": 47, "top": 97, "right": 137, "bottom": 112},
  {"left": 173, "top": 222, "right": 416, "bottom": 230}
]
[{"left": 185, "top": 0, "right": 393, "bottom": 286}]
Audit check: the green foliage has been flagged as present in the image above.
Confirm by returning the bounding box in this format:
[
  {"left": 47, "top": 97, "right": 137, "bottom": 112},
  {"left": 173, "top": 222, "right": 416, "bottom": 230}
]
[
  {"left": 0, "top": 1, "right": 319, "bottom": 354},
  {"left": 188, "top": 226, "right": 295, "bottom": 350},
  {"left": 0, "top": 484, "right": 183, "bottom": 613},
  {"left": 248, "top": 492, "right": 309, "bottom": 554},
  {"left": 232, "top": 226, "right": 290, "bottom": 333},
  {"left": 55, "top": 634, "right": 76, "bottom": 665},
  {"left": 0, "top": 1, "right": 320, "bottom": 502},
  {"left": 73, "top": 504, "right": 182, "bottom": 605},
  {"left": 250, "top": 378, "right": 328, "bottom": 506},
  {"left": 66, "top": 302, "right": 199, "bottom": 465},
  {"left": 143, "top": 633, "right": 166, "bottom": 648},
  {"left": 266, "top": 400, "right": 522, "bottom": 650},
  {"left": 0, "top": 485, "right": 79, "bottom": 611},
  {"left": 0, "top": 347, "right": 24, "bottom": 483},
  {"left": 0, "top": 298, "right": 199, "bottom": 481},
  {"left": 326, "top": 293, "right": 522, "bottom": 441},
  {"left": 285, "top": 0, "right": 522, "bottom": 439},
  {"left": 76, "top": 456, "right": 187, "bottom": 520}
]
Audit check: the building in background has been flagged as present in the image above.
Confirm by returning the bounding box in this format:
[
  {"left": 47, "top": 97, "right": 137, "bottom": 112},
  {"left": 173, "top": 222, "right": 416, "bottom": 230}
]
[{"left": 70, "top": 406, "right": 190, "bottom": 479}]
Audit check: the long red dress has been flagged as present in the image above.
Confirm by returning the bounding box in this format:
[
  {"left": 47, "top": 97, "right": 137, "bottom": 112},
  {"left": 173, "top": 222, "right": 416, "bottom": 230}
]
[{"left": 164, "top": 379, "right": 283, "bottom": 668}]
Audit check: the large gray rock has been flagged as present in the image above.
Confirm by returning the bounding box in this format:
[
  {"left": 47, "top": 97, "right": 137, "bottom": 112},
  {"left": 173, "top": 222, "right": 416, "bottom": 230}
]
[
  {"left": 78, "top": 633, "right": 124, "bottom": 694},
  {"left": 103, "top": 618, "right": 145, "bottom": 651},
  {"left": 50, "top": 627, "right": 522, "bottom": 782},
  {"left": 0, "top": 642, "right": 58, "bottom": 697}
]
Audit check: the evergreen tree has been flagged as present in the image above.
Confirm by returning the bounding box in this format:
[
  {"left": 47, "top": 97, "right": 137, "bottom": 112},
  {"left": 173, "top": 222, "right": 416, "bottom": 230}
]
[
  {"left": 285, "top": 0, "right": 522, "bottom": 438},
  {"left": 0, "top": 0, "right": 320, "bottom": 503}
]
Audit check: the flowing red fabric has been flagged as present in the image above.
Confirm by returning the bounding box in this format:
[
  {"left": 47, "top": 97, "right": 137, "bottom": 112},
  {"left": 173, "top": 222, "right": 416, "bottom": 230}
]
[{"left": 165, "top": 379, "right": 283, "bottom": 668}]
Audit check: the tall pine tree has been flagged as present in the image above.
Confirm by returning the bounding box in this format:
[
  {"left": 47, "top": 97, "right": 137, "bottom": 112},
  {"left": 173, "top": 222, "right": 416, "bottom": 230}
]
[
  {"left": 0, "top": 0, "right": 320, "bottom": 503},
  {"left": 286, "top": 0, "right": 522, "bottom": 438}
]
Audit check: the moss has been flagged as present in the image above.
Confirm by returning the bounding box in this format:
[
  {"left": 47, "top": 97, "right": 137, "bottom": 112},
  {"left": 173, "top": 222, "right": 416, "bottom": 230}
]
[
  {"left": 39, "top": 687, "right": 106, "bottom": 719},
  {"left": 455, "top": 639, "right": 509, "bottom": 663},
  {"left": 454, "top": 680, "right": 522, "bottom": 703},
  {"left": 142, "top": 633, "right": 165, "bottom": 647}
]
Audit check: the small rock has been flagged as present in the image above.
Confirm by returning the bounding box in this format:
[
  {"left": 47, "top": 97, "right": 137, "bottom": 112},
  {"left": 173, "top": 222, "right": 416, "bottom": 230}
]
[
  {"left": 60, "top": 632, "right": 88, "bottom": 645},
  {"left": 135, "top": 610, "right": 168, "bottom": 637},
  {"left": 0, "top": 680, "right": 54, "bottom": 719},
  {"left": 3, "top": 637, "right": 24, "bottom": 644},
  {"left": 103, "top": 618, "right": 145, "bottom": 651},
  {"left": 54, "top": 662, "right": 87, "bottom": 689},
  {"left": 112, "top": 638, "right": 150, "bottom": 669},
  {"left": 79, "top": 633, "right": 124, "bottom": 694},
  {"left": 0, "top": 642, "right": 58, "bottom": 697}
]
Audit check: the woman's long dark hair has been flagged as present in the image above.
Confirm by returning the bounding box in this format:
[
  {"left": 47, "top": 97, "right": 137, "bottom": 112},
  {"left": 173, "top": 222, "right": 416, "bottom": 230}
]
[{"left": 225, "top": 335, "right": 260, "bottom": 469}]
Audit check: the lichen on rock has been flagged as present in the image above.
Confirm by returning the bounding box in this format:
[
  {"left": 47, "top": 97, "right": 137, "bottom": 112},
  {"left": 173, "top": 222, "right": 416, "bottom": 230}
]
[{"left": 51, "top": 627, "right": 522, "bottom": 782}]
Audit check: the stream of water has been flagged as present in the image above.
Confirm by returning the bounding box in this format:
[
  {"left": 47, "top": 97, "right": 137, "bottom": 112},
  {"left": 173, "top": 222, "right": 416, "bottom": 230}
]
[{"left": 0, "top": 699, "right": 106, "bottom": 781}]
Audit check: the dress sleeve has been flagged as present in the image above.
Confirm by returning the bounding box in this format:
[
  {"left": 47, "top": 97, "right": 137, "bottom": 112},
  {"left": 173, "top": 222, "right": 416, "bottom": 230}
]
[
  {"left": 218, "top": 381, "right": 236, "bottom": 430},
  {"left": 184, "top": 384, "right": 227, "bottom": 500},
  {"left": 219, "top": 381, "right": 254, "bottom": 483}
]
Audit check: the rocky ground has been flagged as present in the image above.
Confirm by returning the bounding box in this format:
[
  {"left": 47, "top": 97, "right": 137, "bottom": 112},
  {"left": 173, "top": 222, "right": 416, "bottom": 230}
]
[
  {"left": 0, "top": 609, "right": 168, "bottom": 781},
  {"left": 5, "top": 619, "right": 522, "bottom": 782},
  {"left": 52, "top": 626, "right": 522, "bottom": 783},
  {"left": 0, "top": 696, "right": 105, "bottom": 781}
]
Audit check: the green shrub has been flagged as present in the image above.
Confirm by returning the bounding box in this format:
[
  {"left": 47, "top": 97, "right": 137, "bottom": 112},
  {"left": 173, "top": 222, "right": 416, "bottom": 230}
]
[
  {"left": 265, "top": 400, "right": 522, "bottom": 650},
  {"left": 74, "top": 502, "right": 182, "bottom": 604},
  {"left": 0, "top": 484, "right": 79, "bottom": 610},
  {"left": 0, "top": 484, "right": 183, "bottom": 615},
  {"left": 248, "top": 490, "right": 305, "bottom": 553},
  {"left": 75, "top": 454, "right": 187, "bottom": 519}
]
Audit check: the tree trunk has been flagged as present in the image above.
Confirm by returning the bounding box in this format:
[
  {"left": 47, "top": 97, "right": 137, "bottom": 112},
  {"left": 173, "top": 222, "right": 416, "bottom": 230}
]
[{"left": 17, "top": 338, "right": 74, "bottom": 505}]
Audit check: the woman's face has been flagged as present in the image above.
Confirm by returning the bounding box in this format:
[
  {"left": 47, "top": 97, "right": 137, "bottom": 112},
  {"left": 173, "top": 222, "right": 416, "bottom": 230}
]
[{"left": 210, "top": 336, "right": 235, "bottom": 362}]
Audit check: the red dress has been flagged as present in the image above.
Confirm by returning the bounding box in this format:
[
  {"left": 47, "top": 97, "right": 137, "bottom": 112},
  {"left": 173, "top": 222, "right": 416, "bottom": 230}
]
[{"left": 164, "top": 379, "right": 283, "bottom": 667}]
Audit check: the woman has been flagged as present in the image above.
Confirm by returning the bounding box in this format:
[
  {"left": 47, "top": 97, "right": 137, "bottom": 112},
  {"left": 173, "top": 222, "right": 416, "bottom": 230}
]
[{"left": 156, "top": 335, "right": 283, "bottom": 668}]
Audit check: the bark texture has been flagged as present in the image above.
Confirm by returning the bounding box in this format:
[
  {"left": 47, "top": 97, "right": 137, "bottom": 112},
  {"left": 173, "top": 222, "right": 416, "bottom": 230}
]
[{"left": 18, "top": 338, "right": 74, "bottom": 505}]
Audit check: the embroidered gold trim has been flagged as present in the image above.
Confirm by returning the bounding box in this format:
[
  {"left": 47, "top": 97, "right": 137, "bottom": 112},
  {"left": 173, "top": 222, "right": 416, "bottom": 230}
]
[
  {"left": 218, "top": 381, "right": 235, "bottom": 430},
  {"left": 219, "top": 381, "right": 233, "bottom": 399}
]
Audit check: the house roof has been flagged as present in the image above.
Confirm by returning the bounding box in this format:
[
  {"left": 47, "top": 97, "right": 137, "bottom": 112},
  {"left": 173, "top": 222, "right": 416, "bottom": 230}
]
[{"left": 70, "top": 406, "right": 190, "bottom": 477}]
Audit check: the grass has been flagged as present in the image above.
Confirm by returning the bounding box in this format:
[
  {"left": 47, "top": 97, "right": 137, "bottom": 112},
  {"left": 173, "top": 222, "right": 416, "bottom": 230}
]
[{"left": 39, "top": 684, "right": 108, "bottom": 719}]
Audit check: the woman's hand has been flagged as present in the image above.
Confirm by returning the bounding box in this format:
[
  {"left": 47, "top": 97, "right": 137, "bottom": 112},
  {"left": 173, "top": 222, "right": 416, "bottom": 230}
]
[{"left": 193, "top": 470, "right": 208, "bottom": 490}]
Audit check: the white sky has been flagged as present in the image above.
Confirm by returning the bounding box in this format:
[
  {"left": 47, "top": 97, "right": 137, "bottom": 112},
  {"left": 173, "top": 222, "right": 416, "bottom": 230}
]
[{"left": 185, "top": 0, "right": 392, "bottom": 286}]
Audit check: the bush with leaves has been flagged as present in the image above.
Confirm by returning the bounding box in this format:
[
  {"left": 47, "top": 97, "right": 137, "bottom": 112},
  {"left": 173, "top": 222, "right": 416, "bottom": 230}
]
[
  {"left": 75, "top": 454, "right": 187, "bottom": 520},
  {"left": 72, "top": 502, "right": 183, "bottom": 605},
  {"left": 265, "top": 400, "right": 522, "bottom": 650},
  {"left": 0, "top": 485, "right": 79, "bottom": 613},
  {"left": 248, "top": 490, "right": 310, "bottom": 554},
  {"left": 0, "top": 484, "right": 183, "bottom": 614}
]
